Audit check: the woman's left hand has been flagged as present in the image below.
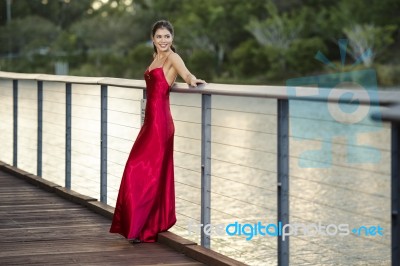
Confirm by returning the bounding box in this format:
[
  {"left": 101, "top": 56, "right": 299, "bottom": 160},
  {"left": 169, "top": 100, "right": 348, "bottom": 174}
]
[{"left": 189, "top": 78, "right": 207, "bottom": 87}]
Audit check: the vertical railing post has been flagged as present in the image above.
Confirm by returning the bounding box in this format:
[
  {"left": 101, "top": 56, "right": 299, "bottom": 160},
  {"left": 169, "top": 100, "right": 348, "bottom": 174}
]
[
  {"left": 277, "top": 99, "right": 289, "bottom": 266},
  {"left": 100, "top": 85, "right": 108, "bottom": 203},
  {"left": 12, "top": 79, "right": 18, "bottom": 167},
  {"left": 201, "top": 93, "right": 212, "bottom": 248},
  {"left": 65, "top": 83, "right": 72, "bottom": 189},
  {"left": 392, "top": 123, "right": 400, "bottom": 266},
  {"left": 37, "top": 81, "right": 43, "bottom": 177}
]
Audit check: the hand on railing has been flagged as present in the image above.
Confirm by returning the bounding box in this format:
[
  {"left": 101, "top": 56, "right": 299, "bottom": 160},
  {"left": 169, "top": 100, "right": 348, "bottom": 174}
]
[{"left": 189, "top": 82, "right": 207, "bottom": 89}]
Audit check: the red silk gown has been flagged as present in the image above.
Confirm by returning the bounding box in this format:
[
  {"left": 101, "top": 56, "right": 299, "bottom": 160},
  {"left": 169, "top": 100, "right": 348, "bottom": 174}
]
[{"left": 109, "top": 64, "right": 176, "bottom": 242}]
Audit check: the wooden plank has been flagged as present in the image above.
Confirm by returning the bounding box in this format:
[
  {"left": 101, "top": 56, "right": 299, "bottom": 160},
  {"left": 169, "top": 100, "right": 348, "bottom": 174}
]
[{"left": 0, "top": 170, "right": 206, "bottom": 266}]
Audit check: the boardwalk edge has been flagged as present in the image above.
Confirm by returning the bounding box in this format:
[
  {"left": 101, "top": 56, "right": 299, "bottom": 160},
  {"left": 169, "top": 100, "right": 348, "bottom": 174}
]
[{"left": 158, "top": 232, "right": 247, "bottom": 266}]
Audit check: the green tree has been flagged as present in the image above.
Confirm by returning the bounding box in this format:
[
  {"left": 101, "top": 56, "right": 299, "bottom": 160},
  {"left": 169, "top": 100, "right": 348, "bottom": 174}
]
[
  {"left": 245, "top": 1, "right": 303, "bottom": 80},
  {"left": 343, "top": 24, "right": 397, "bottom": 67},
  {"left": 230, "top": 40, "right": 270, "bottom": 79},
  {"left": 172, "top": 0, "right": 265, "bottom": 76},
  {"left": 25, "top": 0, "right": 93, "bottom": 29},
  {"left": 0, "top": 0, "right": 398, "bottom": 85},
  {"left": 0, "top": 15, "right": 60, "bottom": 72}
]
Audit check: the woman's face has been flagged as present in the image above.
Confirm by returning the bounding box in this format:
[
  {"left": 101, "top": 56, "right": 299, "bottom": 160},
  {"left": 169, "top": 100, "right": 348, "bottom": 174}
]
[{"left": 152, "top": 28, "right": 173, "bottom": 53}]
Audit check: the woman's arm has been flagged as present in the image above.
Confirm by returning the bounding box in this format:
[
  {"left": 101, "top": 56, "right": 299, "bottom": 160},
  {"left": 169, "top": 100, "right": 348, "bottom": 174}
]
[{"left": 169, "top": 53, "right": 206, "bottom": 87}]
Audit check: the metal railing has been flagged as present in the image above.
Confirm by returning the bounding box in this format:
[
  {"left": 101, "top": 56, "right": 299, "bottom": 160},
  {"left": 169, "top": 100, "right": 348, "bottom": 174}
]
[{"left": 0, "top": 70, "right": 399, "bottom": 266}]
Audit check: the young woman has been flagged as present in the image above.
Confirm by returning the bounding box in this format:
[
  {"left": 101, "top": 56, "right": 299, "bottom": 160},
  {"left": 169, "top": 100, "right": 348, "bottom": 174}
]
[{"left": 109, "top": 20, "right": 206, "bottom": 243}]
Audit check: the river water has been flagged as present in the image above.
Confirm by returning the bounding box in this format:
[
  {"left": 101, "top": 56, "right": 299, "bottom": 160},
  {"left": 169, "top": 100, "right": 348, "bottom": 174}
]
[{"left": 0, "top": 79, "right": 391, "bottom": 265}]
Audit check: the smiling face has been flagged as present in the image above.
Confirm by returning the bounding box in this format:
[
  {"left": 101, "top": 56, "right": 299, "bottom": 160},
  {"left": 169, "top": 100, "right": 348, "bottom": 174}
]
[{"left": 152, "top": 28, "right": 173, "bottom": 53}]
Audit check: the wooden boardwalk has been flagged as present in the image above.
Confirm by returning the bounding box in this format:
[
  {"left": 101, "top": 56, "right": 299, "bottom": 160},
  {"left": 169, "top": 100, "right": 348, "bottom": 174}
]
[{"left": 0, "top": 169, "right": 206, "bottom": 266}]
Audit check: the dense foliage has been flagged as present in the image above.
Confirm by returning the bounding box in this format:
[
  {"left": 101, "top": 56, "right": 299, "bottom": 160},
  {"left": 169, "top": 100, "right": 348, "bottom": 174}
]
[{"left": 0, "top": 0, "right": 399, "bottom": 86}]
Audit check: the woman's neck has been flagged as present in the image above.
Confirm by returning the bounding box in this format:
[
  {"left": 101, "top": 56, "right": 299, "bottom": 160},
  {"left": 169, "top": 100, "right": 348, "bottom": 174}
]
[{"left": 156, "top": 50, "right": 171, "bottom": 60}]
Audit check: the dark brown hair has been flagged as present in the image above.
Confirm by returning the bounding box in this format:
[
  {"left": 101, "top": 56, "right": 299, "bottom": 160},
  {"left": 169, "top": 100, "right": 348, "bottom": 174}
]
[{"left": 151, "top": 20, "right": 176, "bottom": 54}]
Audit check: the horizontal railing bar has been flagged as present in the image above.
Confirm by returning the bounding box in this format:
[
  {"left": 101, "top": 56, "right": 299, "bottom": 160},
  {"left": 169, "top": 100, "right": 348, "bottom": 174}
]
[
  {"left": 174, "top": 150, "right": 201, "bottom": 157},
  {"left": 174, "top": 165, "right": 201, "bottom": 174},
  {"left": 70, "top": 92, "right": 101, "bottom": 97},
  {"left": 212, "top": 141, "right": 274, "bottom": 154},
  {"left": 174, "top": 212, "right": 199, "bottom": 220},
  {"left": 42, "top": 160, "right": 65, "bottom": 169},
  {"left": 41, "top": 127, "right": 65, "bottom": 135},
  {"left": 16, "top": 145, "right": 36, "bottom": 151},
  {"left": 14, "top": 97, "right": 37, "bottom": 101},
  {"left": 106, "top": 148, "right": 130, "bottom": 156},
  {"left": 170, "top": 103, "right": 201, "bottom": 109},
  {"left": 211, "top": 124, "right": 274, "bottom": 135},
  {"left": 373, "top": 104, "right": 400, "bottom": 123},
  {"left": 211, "top": 174, "right": 276, "bottom": 192},
  {"left": 107, "top": 122, "right": 140, "bottom": 129},
  {"left": 175, "top": 134, "right": 201, "bottom": 141},
  {"left": 174, "top": 180, "right": 201, "bottom": 190},
  {"left": 172, "top": 86, "right": 399, "bottom": 106},
  {"left": 69, "top": 173, "right": 101, "bottom": 183},
  {"left": 42, "top": 100, "right": 66, "bottom": 104},
  {"left": 107, "top": 109, "right": 139, "bottom": 115},
  {"left": 70, "top": 104, "right": 100, "bottom": 109},
  {"left": 70, "top": 183, "right": 99, "bottom": 193},
  {"left": 42, "top": 89, "right": 66, "bottom": 94},
  {"left": 70, "top": 115, "right": 100, "bottom": 121},
  {"left": 1, "top": 71, "right": 399, "bottom": 106},
  {"left": 205, "top": 207, "right": 241, "bottom": 219},
  {"left": 210, "top": 157, "right": 276, "bottom": 174},
  {"left": 173, "top": 119, "right": 201, "bottom": 125},
  {"left": 211, "top": 107, "right": 275, "bottom": 116}
]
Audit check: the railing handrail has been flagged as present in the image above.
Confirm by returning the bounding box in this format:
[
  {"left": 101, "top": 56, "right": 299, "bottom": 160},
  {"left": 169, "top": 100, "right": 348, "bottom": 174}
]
[{"left": 1, "top": 71, "right": 399, "bottom": 105}]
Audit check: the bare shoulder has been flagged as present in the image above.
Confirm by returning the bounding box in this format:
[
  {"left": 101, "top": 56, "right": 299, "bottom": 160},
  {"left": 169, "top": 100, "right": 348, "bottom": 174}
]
[
  {"left": 169, "top": 52, "right": 184, "bottom": 64},
  {"left": 167, "top": 52, "right": 190, "bottom": 78}
]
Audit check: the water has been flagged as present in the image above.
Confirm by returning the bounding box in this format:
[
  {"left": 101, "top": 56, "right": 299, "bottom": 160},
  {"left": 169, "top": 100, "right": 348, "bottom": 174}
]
[{"left": 0, "top": 79, "right": 391, "bottom": 265}]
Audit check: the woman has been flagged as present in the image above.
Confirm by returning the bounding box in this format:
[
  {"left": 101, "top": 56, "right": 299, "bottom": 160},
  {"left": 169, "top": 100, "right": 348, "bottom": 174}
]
[{"left": 109, "top": 20, "right": 206, "bottom": 243}]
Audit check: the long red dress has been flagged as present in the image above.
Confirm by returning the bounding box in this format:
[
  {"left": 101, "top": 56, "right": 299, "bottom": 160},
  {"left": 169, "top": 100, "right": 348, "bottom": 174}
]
[{"left": 109, "top": 62, "right": 176, "bottom": 242}]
